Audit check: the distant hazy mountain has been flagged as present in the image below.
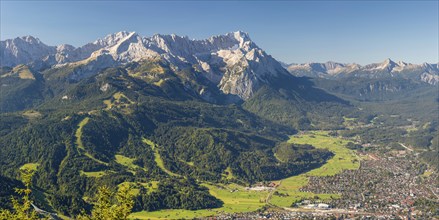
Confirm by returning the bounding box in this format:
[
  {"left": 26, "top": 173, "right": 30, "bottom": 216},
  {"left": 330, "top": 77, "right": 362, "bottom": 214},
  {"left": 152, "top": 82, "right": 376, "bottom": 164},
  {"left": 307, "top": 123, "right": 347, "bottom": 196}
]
[
  {"left": 287, "top": 59, "right": 439, "bottom": 85},
  {"left": 1, "top": 31, "right": 289, "bottom": 100}
]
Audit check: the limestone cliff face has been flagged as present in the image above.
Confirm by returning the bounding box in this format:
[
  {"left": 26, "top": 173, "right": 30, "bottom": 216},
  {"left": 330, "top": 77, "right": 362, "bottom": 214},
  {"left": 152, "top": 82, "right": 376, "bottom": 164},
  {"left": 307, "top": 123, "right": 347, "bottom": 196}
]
[
  {"left": 1, "top": 31, "right": 290, "bottom": 100},
  {"left": 0, "top": 36, "right": 56, "bottom": 67}
]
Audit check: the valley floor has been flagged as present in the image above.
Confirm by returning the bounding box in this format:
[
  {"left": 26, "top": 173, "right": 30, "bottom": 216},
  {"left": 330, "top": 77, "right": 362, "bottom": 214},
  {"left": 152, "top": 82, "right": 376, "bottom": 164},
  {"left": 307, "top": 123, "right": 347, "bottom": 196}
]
[
  {"left": 205, "top": 139, "right": 439, "bottom": 220},
  {"left": 129, "top": 131, "right": 438, "bottom": 220},
  {"left": 129, "top": 131, "right": 362, "bottom": 219},
  {"left": 211, "top": 149, "right": 438, "bottom": 219}
]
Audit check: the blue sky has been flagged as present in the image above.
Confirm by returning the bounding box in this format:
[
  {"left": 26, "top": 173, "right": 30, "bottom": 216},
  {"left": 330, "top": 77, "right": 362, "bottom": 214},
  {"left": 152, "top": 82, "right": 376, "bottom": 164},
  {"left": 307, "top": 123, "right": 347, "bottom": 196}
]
[{"left": 1, "top": 1, "right": 438, "bottom": 64}]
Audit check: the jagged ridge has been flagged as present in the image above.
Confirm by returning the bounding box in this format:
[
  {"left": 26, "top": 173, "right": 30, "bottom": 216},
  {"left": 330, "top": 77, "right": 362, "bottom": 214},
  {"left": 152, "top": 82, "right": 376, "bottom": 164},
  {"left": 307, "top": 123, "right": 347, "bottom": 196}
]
[
  {"left": 1, "top": 31, "right": 289, "bottom": 100},
  {"left": 287, "top": 59, "right": 439, "bottom": 85}
]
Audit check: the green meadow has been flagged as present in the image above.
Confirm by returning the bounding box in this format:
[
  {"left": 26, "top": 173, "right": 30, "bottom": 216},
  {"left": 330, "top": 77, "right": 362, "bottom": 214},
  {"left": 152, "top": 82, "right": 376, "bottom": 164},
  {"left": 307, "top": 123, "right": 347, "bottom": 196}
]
[
  {"left": 269, "top": 131, "right": 359, "bottom": 207},
  {"left": 130, "top": 183, "right": 268, "bottom": 219},
  {"left": 75, "top": 117, "right": 89, "bottom": 151},
  {"left": 118, "top": 181, "right": 159, "bottom": 196},
  {"left": 115, "top": 154, "right": 146, "bottom": 174},
  {"left": 130, "top": 131, "right": 359, "bottom": 219},
  {"left": 79, "top": 170, "right": 107, "bottom": 178}
]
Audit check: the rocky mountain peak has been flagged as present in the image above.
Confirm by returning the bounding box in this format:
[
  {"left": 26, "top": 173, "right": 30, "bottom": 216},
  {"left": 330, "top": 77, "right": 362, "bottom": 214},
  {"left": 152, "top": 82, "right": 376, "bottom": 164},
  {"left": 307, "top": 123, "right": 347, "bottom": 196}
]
[
  {"left": 56, "top": 44, "right": 76, "bottom": 52},
  {"left": 229, "top": 31, "right": 251, "bottom": 47},
  {"left": 1, "top": 31, "right": 290, "bottom": 100},
  {"left": 94, "top": 31, "right": 137, "bottom": 47},
  {"left": 397, "top": 61, "right": 408, "bottom": 67},
  {"left": 19, "top": 35, "right": 42, "bottom": 44},
  {"left": 1, "top": 35, "right": 56, "bottom": 67},
  {"left": 287, "top": 59, "right": 439, "bottom": 85},
  {"left": 367, "top": 58, "right": 397, "bottom": 71}
]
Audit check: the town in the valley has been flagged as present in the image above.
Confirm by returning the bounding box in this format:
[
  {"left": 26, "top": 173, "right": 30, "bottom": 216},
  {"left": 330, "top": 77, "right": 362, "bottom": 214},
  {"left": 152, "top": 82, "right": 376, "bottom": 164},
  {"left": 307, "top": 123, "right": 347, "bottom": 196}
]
[{"left": 209, "top": 141, "right": 438, "bottom": 220}]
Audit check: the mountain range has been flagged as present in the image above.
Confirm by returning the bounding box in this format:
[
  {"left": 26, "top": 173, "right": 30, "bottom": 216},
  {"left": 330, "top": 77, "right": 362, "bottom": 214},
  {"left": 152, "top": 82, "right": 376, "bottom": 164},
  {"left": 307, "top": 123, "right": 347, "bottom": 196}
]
[
  {"left": 286, "top": 59, "right": 439, "bottom": 85},
  {"left": 1, "top": 31, "right": 288, "bottom": 100},
  {"left": 3, "top": 31, "right": 438, "bottom": 100},
  {"left": 0, "top": 31, "right": 437, "bottom": 217}
]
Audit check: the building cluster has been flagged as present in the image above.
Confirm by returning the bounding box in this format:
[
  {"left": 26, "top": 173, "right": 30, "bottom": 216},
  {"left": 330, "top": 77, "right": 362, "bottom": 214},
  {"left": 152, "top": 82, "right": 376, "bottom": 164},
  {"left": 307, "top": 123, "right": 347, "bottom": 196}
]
[
  {"left": 206, "top": 147, "right": 438, "bottom": 219},
  {"left": 205, "top": 209, "right": 397, "bottom": 220},
  {"left": 300, "top": 151, "right": 438, "bottom": 219}
]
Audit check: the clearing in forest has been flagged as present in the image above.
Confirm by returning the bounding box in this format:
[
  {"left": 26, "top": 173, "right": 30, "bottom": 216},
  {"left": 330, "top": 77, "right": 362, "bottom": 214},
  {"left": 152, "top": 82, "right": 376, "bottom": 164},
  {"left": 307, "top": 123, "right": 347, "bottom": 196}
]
[
  {"left": 75, "top": 117, "right": 108, "bottom": 166},
  {"left": 142, "top": 138, "right": 180, "bottom": 177},
  {"left": 103, "top": 92, "right": 135, "bottom": 111},
  {"left": 115, "top": 154, "right": 146, "bottom": 174}
]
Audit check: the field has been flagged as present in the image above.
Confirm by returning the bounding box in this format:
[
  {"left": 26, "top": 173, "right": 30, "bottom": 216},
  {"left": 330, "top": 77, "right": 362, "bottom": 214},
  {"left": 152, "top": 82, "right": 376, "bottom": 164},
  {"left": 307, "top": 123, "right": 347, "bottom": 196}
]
[
  {"left": 130, "top": 209, "right": 215, "bottom": 220},
  {"left": 130, "top": 183, "right": 268, "bottom": 219},
  {"left": 130, "top": 131, "right": 359, "bottom": 219},
  {"left": 269, "top": 131, "right": 359, "bottom": 207},
  {"left": 292, "top": 131, "right": 359, "bottom": 176},
  {"left": 203, "top": 183, "right": 268, "bottom": 213}
]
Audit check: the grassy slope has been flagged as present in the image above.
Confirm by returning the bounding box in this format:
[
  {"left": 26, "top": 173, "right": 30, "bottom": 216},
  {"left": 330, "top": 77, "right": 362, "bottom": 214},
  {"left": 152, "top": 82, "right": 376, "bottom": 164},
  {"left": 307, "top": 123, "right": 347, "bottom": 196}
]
[
  {"left": 115, "top": 154, "right": 145, "bottom": 174},
  {"left": 75, "top": 117, "right": 90, "bottom": 152},
  {"left": 75, "top": 117, "right": 108, "bottom": 166},
  {"left": 142, "top": 138, "right": 180, "bottom": 177},
  {"left": 118, "top": 181, "right": 159, "bottom": 196},
  {"left": 103, "top": 92, "right": 134, "bottom": 110}
]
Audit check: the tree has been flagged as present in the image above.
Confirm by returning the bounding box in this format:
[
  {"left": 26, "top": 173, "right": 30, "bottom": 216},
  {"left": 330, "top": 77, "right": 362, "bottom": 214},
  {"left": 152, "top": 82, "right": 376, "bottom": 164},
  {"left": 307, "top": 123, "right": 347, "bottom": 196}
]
[
  {"left": 0, "top": 168, "right": 39, "bottom": 220},
  {"left": 77, "top": 184, "right": 134, "bottom": 220}
]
